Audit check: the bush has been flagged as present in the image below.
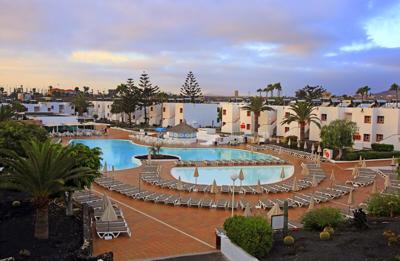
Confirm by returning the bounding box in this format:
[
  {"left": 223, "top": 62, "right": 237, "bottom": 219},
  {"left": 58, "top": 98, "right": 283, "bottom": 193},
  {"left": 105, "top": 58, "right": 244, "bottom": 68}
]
[
  {"left": 371, "top": 143, "right": 394, "bottom": 152},
  {"left": 283, "top": 235, "right": 295, "bottom": 246},
  {"left": 367, "top": 193, "right": 400, "bottom": 217},
  {"left": 319, "top": 231, "right": 331, "bottom": 240},
  {"left": 342, "top": 150, "right": 400, "bottom": 161},
  {"left": 301, "top": 207, "right": 344, "bottom": 230},
  {"left": 223, "top": 216, "right": 273, "bottom": 258}
]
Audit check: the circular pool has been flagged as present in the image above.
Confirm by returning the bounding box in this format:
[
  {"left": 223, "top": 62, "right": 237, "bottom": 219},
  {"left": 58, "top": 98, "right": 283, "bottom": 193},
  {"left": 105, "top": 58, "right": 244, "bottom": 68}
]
[{"left": 171, "top": 165, "right": 294, "bottom": 185}]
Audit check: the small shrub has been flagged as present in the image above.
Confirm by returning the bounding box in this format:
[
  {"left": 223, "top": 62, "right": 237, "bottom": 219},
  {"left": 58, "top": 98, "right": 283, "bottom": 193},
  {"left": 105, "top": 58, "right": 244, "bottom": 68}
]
[
  {"left": 367, "top": 194, "right": 400, "bottom": 217},
  {"left": 383, "top": 230, "right": 400, "bottom": 246},
  {"left": 394, "top": 255, "right": 400, "bottom": 261},
  {"left": 342, "top": 150, "right": 400, "bottom": 160},
  {"left": 371, "top": 143, "right": 394, "bottom": 152},
  {"left": 283, "top": 235, "right": 295, "bottom": 246},
  {"left": 301, "top": 207, "right": 344, "bottom": 231},
  {"left": 319, "top": 231, "right": 331, "bottom": 240},
  {"left": 12, "top": 200, "right": 21, "bottom": 207},
  {"left": 223, "top": 215, "right": 273, "bottom": 258},
  {"left": 323, "top": 226, "right": 334, "bottom": 235}
]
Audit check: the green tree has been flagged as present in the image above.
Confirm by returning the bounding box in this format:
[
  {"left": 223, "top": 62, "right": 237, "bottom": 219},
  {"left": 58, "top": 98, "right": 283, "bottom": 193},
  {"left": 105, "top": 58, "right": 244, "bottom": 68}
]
[
  {"left": 295, "top": 85, "right": 326, "bottom": 101},
  {"left": 138, "top": 71, "right": 160, "bottom": 125},
  {"left": 64, "top": 143, "right": 102, "bottom": 215},
  {"left": 356, "top": 86, "right": 370, "bottom": 101},
  {"left": 242, "top": 96, "right": 274, "bottom": 137},
  {"left": 180, "top": 71, "right": 202, "bottom": 103},
  {"left": 320, "top": 119, "right": 357, "bottom": 160},
  {"left": 0, "top": 121, "right": 48, "bottom": 156},
  {"left": 0, "top": 140, "right": 96, "bottom": 239},
  {"left": 281, "top": 102, "right": 321, "bottom": 141},
  {"left": 111, "top": 79, "right": 141, "bottom": 126},
  {"left": 257, "top": 88, "right": 263, "bottom": 97},
  {"left": 390, "top": 83, "right": 399, "bottom": 108},
  {"left": 263, "top": 84, "right": 273, "bottom": 99},
  {"left": 0, "top": 105, "right": 14, "bottom": 122},
  {"left": 72, "top": 93, "right": 90, "bottom": 116},
  {"left": 274, "top": 82, "right": 282, "bottom": 97}
]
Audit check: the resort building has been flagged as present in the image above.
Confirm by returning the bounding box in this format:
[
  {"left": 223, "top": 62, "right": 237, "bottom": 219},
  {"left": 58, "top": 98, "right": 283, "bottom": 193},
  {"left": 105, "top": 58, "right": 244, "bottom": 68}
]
[
  {"left": 22, "top": 101, "right": 74, "bottom": 115},
  {"left": 222, "top": 101, "right": 400, "bottom": 150},
  {"left": 161, "top": 103, "right": 220, "bottom": 128}
]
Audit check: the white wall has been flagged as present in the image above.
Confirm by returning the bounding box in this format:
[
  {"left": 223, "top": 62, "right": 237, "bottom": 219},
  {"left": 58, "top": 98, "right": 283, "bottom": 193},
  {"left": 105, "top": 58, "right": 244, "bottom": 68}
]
[
  {"left": 23, "top": 102, "right": 74, "bottom": 115},
  {"left": 220, "top": 235, "right": 259, "bottom": 261}
]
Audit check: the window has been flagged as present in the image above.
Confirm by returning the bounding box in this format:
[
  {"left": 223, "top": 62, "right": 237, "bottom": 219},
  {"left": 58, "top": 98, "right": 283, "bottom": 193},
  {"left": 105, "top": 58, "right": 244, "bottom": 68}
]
[
  {"left": 376, "top": 134, "right": 383, "bottom": 142},
  {"left": 285, "top": 112, "right": 290, "bottom": 118},
  {"left": 222, "top": 122, "right": 226, "bottom": 126},
  {"left": 133, "top": 115, "right": 135, "bottom": 119},
  {"left": 98, "top": 105, "right": 100, "bottom": 108},
  {"left": 163, "top": 107, "right": 166, "bottom": 112},
  {"left": 285, "top": 127, "right": 290, "bottom": 133},
  {"left": 180, "top": 119, "right": 183, "bottom": 123},
  {"left": 363, "top": 134, "right": 370, "bottom": 142},
  {"left": 107, "top": 105, "right": 110, "bottom": 109},
  {"left": 247, "top": 111, "right": 251, "bottom": 117},
  {"left": 364, "top": 116, "right": 371, "bottom": 124},
  {"left": 377, "top": 116, "right": 384, "bottom": 124},
  {"left": 321, "top": 114, "right": 327, "bottom": 121},
  {"left": 179, "top": 108, "right": 183, "bottom": 113},
  {"left": 223, "top": 109, "right": 226, "bottom": 115},
  {"left": 51, "top": 105, "right": 54, "bottom": 109},
  {"left": 246, "top": 124, "right": 251, "bottom": 130},
  {"left": 150, "top": 107, "right": 153, "bottom": 111},
  {"left": 47, "top": 108, "right": 51, "bottom": 112},
  {"left": 353, "top": 133, "right": 361, "bottom": 140}
]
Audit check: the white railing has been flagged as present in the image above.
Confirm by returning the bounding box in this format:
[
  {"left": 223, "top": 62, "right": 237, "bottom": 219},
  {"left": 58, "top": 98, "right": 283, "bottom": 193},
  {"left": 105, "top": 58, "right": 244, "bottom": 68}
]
[{"left": 220, "top": 235, "right": 259, "bottom": 261}]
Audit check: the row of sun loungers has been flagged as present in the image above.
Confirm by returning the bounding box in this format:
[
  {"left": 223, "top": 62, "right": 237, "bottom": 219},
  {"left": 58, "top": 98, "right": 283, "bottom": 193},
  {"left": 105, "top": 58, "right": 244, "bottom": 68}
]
[
  {"left": 175, "top": 159, "right": 287, "bottom": 167},
  {"left": 254, "top": 144, "right": 318, "bottom": 160},
  {"left": 345, "top": 167, "right": 377, "bottom": 187},
  {"left": 72, "top": 190, "right": 131, "bottom": 239}
]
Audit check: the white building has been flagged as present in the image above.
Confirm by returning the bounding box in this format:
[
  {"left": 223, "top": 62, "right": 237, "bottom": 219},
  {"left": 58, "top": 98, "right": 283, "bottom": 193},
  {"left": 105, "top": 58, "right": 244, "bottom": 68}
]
[
  {"left": 221, "top": 101, "right": 400, "bottom": 150},
  {"left": 23, "top": 102, "right": 74, "bottom": 115},
  {"left": 161, "top": 103, "right": 220, "bottom": 128}
]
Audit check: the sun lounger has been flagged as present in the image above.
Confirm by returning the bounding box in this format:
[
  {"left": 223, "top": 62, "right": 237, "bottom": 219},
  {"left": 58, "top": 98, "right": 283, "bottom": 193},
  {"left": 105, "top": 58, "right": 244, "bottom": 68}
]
[
  {"left": 177, "top": 197, "right": 191, "bottom": 206},
  {"left": 258, "top": 198, "right": 274, "bottom": 209},
  {"left": 200, "top": 198, "right": 213, "bottom": 208},
  {"left": 215, "top": 199, "right": 228, "bottom": 209},
  {"left": 220, "top": 185, "right": 231, "bottom": 193},
  {"left": 189, "top": 198, "right": 202, "bottom": 207},
  {"left": 164, "top": 195, "right": 179, "bottom": 205},
  {"left": 227, "top": 200, "right": 239, "bottom": 209},
  {"left": 154, "top": 194, "right": 172, "bottom": 203},
  {"left": 96, "top": 221, "right": 131, "bottom": 239}
]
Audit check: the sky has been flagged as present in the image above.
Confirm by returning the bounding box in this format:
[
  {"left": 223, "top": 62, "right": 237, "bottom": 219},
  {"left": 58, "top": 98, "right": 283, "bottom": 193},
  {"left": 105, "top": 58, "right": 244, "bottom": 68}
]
[{"left": 0, "top": 0, "right": 399, "bottom": 96}]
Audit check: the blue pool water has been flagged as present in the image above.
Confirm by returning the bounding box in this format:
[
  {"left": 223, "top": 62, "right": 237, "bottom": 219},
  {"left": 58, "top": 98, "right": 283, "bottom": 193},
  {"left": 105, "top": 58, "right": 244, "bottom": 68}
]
[
  {"left": 70, "top": 139, "right": 277, "bottom": 170},
  {"left": 171, "top": 166, "right": 294, "bottom": 185}
]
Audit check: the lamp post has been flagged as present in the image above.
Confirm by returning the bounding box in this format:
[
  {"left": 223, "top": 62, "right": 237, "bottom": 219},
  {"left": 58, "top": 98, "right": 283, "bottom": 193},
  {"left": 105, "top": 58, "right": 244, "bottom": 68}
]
[
  {"left": 138, "top": 172, "right": 141, "bottom": 192},
  {"left": 231, "top": 174, "right": 238, "bottom": 217}
]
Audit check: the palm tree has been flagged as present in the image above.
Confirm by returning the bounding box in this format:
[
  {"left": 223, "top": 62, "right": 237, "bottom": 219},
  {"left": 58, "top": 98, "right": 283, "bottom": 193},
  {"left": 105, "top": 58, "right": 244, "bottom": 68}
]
[
  {"left": 356, "top": 86, "right": 370, "bottom": 101},
  {"left": 72, "top": 93, "right": 90, "bottom": 116},
  {"left": 256, "top": 88, "right": 263, "bottom": 97},
  {"left": 263, "top": 84, "right": 273, "bottom": 100},
  {"left": 390, "top": 83, "right": 399, "bottom": 107},
  {"left": 242, "top": 96, "right": 274, "bottom": 137},
  {"left": 281, "top": 102, "right": 321, "bottom": 141},
  {"left": 274, "top": 83, "right": 282, "bottom": 97},
  {"left": 0, "top": 140, "right": 95, "bottom": 239}
]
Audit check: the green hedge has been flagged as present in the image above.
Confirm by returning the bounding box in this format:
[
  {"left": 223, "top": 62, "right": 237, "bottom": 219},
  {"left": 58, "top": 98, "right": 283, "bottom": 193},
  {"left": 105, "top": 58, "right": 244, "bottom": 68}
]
[
  {"left": 301, "top": 207, "right": 344, "bottom": 230},
  {"left": 371, "top": 143, "right": 394, "bottom": 152},
  {"left": 342, "top": 151, "right": 400, "bottom": 161},
  {"left": 223, "top": 216, "right": 273, "bottom": 258},
  {"left": 367, "top": 193, "right": 400, "bottom": 217}
]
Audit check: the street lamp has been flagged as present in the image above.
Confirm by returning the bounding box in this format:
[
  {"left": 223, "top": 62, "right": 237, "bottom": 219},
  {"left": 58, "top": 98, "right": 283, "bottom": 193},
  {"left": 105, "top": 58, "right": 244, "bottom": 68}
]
[{"left": 231, "top": 174, "right": 238, "bottom": 217}]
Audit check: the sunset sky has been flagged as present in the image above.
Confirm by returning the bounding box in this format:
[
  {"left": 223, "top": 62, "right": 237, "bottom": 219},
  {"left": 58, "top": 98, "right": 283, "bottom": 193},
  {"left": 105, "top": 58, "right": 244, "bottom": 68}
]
[{"left": 0, "top": 0, "right": 399, "bottom": 96}]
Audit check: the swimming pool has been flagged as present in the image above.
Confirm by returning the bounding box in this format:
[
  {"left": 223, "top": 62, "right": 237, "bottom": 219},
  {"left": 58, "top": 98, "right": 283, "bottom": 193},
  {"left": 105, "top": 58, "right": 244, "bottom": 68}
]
[
  {"left": 70, "top": 139, "right": 278, "bottom": 170},
  {"left": 171, "top": 166, "right": 294, "bottom": 185}
]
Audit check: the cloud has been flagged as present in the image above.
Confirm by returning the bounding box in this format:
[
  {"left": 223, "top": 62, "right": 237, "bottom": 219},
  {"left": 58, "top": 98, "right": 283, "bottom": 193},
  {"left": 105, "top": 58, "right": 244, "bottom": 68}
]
[
  {"left": 70, "top": 50, "right": 132, "bottom": 64},
  {"left": 324, "top": 52, "right": 338, "bottom": 57},
  {"left": 339, "top": 42, "right": 376, "bottom": 52},
  {"left": 365, "top": 3, "right": 400, "bottom": 48}
]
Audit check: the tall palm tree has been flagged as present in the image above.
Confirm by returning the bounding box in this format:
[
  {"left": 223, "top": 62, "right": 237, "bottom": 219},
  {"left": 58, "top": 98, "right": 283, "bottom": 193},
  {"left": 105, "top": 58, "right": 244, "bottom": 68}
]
[
  {"left": 263, "top": 84, "right": 273, "bottom": 100},
  {"left": 281, "top": 102, "right": 321, "bottom": 141},
  {"left": 256, "top": 88, "right": 263, "bottom": 97},
  {"left": 390, "top": 83, "right": 399, "bottom": 108},
  {"left": 242, "top": 96, "right": 274, "bottom": 137},
  {"left": 0, "top": 140, "right": 95, "bottom": 239},
  {"left": 356, "top": 86, "right": 370, "bottom": 101},
  {"left": 274, "top": 83, "right": 282, "bottom": 97}
]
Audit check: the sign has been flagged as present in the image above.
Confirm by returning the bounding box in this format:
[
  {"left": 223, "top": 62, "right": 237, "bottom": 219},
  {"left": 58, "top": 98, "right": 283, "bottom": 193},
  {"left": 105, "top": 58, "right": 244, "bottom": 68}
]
[
  {"left": 323, "top": 148, "right": 333, "bottom": 159},
  {"left": 271, "top": 215, "right": 284, "bottom": 230},
  {"left": 240, "top": 123, "right": 246, "bottom": 129}
]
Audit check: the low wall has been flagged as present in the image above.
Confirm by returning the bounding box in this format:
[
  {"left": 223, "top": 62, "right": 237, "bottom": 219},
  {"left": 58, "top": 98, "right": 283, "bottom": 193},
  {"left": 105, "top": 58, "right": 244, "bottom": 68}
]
[{"left": 220, "top": 235, "right": 258, "bottom": 261}]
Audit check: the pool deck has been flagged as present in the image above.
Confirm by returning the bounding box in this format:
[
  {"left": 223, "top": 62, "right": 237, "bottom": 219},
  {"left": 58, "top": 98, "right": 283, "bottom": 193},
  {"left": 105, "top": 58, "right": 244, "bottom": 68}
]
[{"left": 64, "top": 128, "right": 392, "bottom": 261}]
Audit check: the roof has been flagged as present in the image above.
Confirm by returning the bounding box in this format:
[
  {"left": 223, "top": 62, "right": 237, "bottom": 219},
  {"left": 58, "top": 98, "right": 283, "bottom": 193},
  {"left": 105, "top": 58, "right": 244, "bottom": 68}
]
[{"left": 168, "top": 121, "right": 197, "bottom": 134}]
